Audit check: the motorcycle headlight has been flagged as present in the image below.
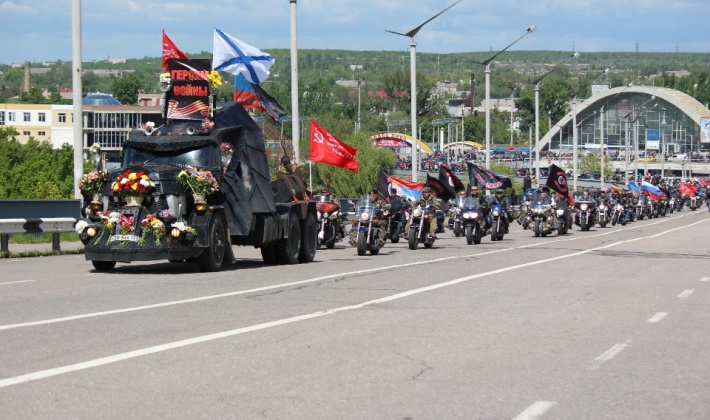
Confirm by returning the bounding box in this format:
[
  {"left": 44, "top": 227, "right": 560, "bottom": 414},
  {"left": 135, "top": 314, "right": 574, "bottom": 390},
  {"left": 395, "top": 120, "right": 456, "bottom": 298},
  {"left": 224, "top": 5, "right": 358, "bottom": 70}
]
[
  {"left": 323, "top": 212, "right": 329, "bottom": 218},
  {"left": 471, "top": 212, "right": 478, "bottom": 219},
  {"left": 492, "top": 210, "right": 500, "bottom": 216},
  {"left": 556, "top": 209, "right": 565, "bottom": 216},
  {"left": 599, "top": 204, "right": 606, "bottom": 210},
  {"left": 360, "top": 212, "right": 370, "bottom": 222},
  {"left": 580, "top": 203, "right": 588, "bottom": 211},
  {"left": 413, "top": 208, "right": 422, "bottom": 217},
  {"left": 317, "top": 211, "right": 322, "bottom": 218}
]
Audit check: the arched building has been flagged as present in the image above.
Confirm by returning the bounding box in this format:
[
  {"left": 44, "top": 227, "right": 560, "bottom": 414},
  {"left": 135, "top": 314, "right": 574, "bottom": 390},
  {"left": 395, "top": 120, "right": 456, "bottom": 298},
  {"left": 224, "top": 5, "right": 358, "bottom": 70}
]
[{"left": 541, "top": 86, "right": 710, "bottom": 156}]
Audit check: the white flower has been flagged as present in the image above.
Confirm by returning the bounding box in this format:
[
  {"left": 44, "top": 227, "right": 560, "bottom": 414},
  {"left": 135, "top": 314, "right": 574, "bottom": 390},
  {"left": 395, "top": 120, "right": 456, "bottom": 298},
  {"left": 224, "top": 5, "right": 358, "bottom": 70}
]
[
  {"left": 145, "top": 121, "right": 155, "bottom": 129},
  {"left": 140, "top": 179, "right": 152, "bottom": 188},
  {"left": 75, "top": 220, "right": 88, "bottom": 234},
  {"left": 172, "top": 222, "right": 187, "bottom": 232},
  {"left": 120, "top": 178, "right": 129, "bottom": 185}
]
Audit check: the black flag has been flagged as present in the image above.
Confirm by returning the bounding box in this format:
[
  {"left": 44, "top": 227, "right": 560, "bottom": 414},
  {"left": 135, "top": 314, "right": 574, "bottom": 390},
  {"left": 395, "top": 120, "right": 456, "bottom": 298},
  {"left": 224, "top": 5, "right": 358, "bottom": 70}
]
[
  {"left": 377, "top": 164, "right": 391, "bottom": 202},
  {"left": 426, "top": 174, "right": 454, "bottom": 201},
  {"left": 467, "top": 162, "right": 512, "bottom": 190},
  {"left": 545, "top": 163, "right": 569, "bottom": 196},
  {"left": 439, "top": 163, "right": 464, "bottom": 196}
]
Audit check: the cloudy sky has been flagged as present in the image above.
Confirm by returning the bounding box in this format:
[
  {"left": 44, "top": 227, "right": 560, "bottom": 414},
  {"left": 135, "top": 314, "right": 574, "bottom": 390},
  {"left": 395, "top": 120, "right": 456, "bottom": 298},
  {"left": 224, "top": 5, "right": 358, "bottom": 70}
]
[{"left": 1, "top": 0, "right": 707, "bottom": 65}]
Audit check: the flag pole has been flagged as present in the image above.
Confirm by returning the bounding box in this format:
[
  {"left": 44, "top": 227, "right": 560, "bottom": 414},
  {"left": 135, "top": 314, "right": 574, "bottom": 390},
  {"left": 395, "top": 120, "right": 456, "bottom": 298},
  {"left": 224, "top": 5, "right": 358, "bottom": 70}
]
[{"left": 308, "top": 161, "right": 312, "bottom": 193}]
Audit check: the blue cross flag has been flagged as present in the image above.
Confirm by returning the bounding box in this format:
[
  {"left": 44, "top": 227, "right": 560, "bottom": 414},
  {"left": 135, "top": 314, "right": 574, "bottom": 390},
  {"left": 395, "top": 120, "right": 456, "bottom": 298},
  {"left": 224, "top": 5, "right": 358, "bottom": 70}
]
[{"left": 212, "top": 28, "right": 274, "bottom": 84}]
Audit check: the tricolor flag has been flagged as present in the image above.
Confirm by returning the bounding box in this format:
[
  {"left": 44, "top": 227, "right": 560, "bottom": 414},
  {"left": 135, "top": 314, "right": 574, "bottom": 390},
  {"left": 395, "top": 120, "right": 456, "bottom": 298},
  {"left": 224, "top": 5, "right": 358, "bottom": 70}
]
[
  {"left": 388, "top": 176, "right": 424, "bottom": 201},
  {"left": 309, "top": 121, "right": 359, "bottom": 173},
  {"left": 628, "top": 181, "right": 641, "bottom": 194},
  {"left": 233, "top": 74, "right": 287, "bottom": 123},
  {"left": 162, "top": 30, "right": 188, "bottom": 72},
  {"left": 641, "top": 181, "right": 662, "bottom": 200},
  {"left": 212, "top": 28, "right": 274, "bottom": 84}
]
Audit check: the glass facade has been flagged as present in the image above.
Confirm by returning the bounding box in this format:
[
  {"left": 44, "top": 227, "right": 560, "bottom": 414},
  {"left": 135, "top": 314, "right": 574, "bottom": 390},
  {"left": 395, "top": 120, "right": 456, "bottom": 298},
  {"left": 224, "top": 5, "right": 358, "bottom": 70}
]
[{"left": 550, "top": 91, "right": 704, "bottom": 155}]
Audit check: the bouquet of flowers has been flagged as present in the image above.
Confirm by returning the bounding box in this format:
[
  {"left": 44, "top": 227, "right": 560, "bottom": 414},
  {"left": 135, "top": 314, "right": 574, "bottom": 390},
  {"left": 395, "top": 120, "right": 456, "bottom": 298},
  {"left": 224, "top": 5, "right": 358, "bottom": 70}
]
[
  {"left": 176, "top": 167, "right": 220, "bottom": 196},
  {"left": 138, "top": 213, "right": 166, "bottom": 246},
  {"left": 78, "top": 169, "right": 109, "bottom": 196},
  {"left": 208, "top": 71, "right": 222, "bottom": 89},
  {"left": 111, "top": 170, "right": 155, "bottom": 197}
]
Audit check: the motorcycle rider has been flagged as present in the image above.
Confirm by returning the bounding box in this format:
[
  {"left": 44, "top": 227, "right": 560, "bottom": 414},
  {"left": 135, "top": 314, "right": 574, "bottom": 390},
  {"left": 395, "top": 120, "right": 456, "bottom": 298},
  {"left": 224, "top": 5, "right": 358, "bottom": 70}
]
[
  {"left": 619, "top": 191, "right": 633, "bottom": 224},
  {"left": 366, "top": 189, "right": 386, "bottom": 246},
  {"left": 470, "top": 185, "right": 491, "bottom": 230},
  {"left": 488, "top": 189, "right": 510, "bottom": 233},
  {"left": 404, "top": 187, "right": 441, "bottom": 239},
  {"left": 384, "top": 188, "right": 405, "bottom": 238}
]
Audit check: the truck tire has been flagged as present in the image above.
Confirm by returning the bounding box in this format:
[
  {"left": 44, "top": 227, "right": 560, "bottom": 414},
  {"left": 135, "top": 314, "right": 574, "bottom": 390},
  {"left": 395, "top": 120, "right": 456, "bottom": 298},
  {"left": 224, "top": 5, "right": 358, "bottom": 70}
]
[
  {"left": 92, "top": 260, "right": 116, "bottom": 271},
  {"left": 277, "top": 212, "right": 301, "bottom": 264},
  {"left": 298, "top": 213, "right": 317, "bottom": 263},
  {"left": 198, "top": 215, "right": 227, "bottom": 272},
  {"left": 260, "top": 243, "right": 278, "bottom": 264}
]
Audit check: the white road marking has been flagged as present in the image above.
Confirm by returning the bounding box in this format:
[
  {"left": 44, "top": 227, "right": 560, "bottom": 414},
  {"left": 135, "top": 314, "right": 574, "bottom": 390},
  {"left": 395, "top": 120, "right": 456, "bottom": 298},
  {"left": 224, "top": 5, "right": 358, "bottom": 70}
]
[
  {"left": 513, "top": 401, "right": 557, "bottom": 420},
  {"left": 3, "top": 212, "right": 705, "bottom": 333},
  {"left": 647, "top": 312, "right": 668, "bottom": 323},
  {"left": 677, "top": 289, "right": 694, "bottom": 299},
  {"left": 595, "top": 340, "right": 631, "bottom": 363},
  {"left": 699, "top": 277, "right": 709, "bottom": 282},
  {"left": 0, "top": 280, "right": 35, "bottom": 286},
  {"left": 0, "top": 219, "right": 705, "bottom": 388}
]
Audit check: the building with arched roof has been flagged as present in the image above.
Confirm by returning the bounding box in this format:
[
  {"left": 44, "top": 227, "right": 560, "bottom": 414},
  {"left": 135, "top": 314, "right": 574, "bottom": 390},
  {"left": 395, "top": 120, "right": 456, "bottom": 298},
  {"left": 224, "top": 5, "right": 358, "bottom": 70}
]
[{"left": 541, "top": 86, "right": 710, "bottom": 157}]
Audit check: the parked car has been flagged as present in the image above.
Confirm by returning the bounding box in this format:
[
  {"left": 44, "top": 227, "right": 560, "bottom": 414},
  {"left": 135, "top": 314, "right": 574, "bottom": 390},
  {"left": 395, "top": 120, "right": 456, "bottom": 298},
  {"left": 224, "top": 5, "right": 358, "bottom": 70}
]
[{"left": 667, "top": 153, "right": 688, "bottom": 162}]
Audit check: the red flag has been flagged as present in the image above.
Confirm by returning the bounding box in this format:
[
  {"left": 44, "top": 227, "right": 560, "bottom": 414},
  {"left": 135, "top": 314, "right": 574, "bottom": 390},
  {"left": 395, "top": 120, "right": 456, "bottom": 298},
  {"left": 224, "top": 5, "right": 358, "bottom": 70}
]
[
  {"left": 679, "top": 182, "right": 697, "bottom": 197},
  {"left": 162, "top": 30, "right": 188, "bottom": 71},
  {"left": 309, "top": 121, "right": 359, "bottom": 173}
]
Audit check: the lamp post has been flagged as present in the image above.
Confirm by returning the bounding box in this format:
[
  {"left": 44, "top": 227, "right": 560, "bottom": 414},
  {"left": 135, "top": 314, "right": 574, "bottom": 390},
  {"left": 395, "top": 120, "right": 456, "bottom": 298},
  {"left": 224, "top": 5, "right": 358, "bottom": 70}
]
[
  {"left": 533, "top": 52, "right": 580, "bottom": 184},
  {"left": 386, "top": 0, "right": 461, "bottom": 182},
  {"left": 660, "top": 108, "right": 667, "bottom": 178},
  {"left": 572, "top": 68, "right": 609, "bottom": 191},
  {"left": 623, "top": 99, "right": 657, "bottom": 183},
  {"left": 467, "top": 25, "right": 536, "bottom": 169},
  {"left": 355, "top": 77, "right": 364, "bottom": 132}
]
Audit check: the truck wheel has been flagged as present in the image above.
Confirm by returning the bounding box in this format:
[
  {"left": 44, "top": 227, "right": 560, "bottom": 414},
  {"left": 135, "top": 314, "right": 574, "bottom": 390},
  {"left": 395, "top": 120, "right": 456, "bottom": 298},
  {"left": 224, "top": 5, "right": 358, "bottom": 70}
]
[
  {"left": 277, "top": 213, "right": 301, "bottom": 264},
  {"left": 198, "top": 215, "right": 226, "bottom": 272},
  {"left": 298, "top": 213, "right": 317, "bottom": 263},
  {"left": 92, "top": 260, "right": 116, "bottom": 271},
  {"left": 260, "top": 243, "right": 278, "bottom": 264}
]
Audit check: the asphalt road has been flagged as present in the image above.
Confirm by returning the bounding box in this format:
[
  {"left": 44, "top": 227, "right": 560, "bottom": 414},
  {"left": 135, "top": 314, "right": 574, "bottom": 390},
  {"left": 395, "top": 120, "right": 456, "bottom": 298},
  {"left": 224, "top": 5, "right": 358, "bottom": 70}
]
[{"left": 1, "top": 209, "right": 709, "bottom": 419}]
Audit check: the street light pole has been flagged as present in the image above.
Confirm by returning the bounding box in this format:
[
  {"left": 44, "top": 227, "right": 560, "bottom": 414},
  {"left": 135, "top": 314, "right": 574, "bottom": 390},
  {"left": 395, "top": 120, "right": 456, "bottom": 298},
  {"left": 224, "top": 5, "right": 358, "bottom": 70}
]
[
  {"left": 533, "top": 52, "right": 580, "bottom": 184},
  {"left": 386, "top": 0, "right": 461, "bottom": 182},
  {"left": 356, "top": 77, "right": 363, "bottom": 132},
  {"left": 466, "top": 25, "right": 536, "bottom": 170}
]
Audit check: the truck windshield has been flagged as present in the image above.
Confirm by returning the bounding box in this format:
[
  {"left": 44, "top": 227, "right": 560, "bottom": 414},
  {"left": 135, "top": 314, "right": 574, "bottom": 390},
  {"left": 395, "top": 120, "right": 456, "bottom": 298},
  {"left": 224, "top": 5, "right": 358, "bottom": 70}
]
[{"left": 122, "top": 145, "right": 218, "bottom": 168}]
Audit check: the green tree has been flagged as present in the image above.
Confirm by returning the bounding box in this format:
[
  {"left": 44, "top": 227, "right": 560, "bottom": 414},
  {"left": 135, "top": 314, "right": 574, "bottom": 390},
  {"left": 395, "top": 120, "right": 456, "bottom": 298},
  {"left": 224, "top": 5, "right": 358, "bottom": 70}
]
[{"left": 111, "top": 73, "right": 144, "bottom": 105}]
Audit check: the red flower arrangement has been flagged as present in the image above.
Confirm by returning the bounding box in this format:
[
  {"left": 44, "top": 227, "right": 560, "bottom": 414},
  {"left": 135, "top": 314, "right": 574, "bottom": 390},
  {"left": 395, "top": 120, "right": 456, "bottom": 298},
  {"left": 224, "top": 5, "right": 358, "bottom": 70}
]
[{"left": 111, "top": 170, "right": 156, "bottom": 197}]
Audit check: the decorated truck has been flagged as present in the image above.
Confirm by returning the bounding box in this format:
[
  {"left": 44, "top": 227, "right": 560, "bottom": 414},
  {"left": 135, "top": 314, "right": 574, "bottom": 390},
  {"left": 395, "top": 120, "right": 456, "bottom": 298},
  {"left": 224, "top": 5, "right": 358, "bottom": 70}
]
[{"left": 76, "top": 59, "right": 316, "bottom": 272}]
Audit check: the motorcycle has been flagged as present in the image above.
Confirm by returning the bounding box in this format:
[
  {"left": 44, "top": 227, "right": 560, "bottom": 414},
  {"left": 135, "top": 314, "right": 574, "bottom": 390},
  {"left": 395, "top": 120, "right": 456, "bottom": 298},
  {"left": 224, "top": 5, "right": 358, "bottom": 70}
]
[
  {"left": 597, "top": 199, "right": 610, "bottom": 228},
  {"left": 574, "top": 199, "right": 597, "bottom": 231},
  {"left": 687, "top": 195, "right": 700, "bottom": 211},
  {"left": 313, "top": 194, "right": 345, "bottom": 249},
  {"left": 611, "top": 201, "right": 628, "bottom": 226},
  {"left": 554, "top": 199, "right": 571, "bottom": 235},
  {"left": 633, "top": 197, "right": 645, "bottom": 220},
  {"left": 349, "top": 196, "right": 384, "bottom": 256},
  {"left": 460, "top": 196, "right": 485, "bottom": 245},
  {"left": 382, "top": 200, "right": 405, "bottom": 244},
  {"left": 658, "top": 195, "right": 669, "bottom": 217},
  {"left": 526, "top": 193, "right": 556, "bottom": 237},
  {"left": 488, "top": 203, "right": 506, "bottom": 241},
  {"left": 447, "top": 196, "right": 465, "bottom": 237},
  {"left": 407, "top": 201, "right": 438, "bottom": 249}
]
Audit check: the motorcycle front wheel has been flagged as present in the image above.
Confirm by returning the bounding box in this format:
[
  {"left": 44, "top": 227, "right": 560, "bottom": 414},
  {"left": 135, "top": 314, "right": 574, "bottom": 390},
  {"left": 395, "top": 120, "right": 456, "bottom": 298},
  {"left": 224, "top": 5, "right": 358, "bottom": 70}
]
[
  {"left": 453, "top": 222, "right": 461, "bottom": 237},
  {"left": 408, "top": 227, "right": 418, "bottom": 250},
  {"left": 490, "top": 220, "right": 499, "bottom": 242},
  {"left": 611, "top": 214, "right": 618, "bottom": 226},
  {"left": 533, "top": 220, "right": 541, "bottom": 237},
  {"left": 356, "top": 232, "right": 367, "bottom": 256},
  {"left": 465, "top": 225, "right": 474, "bottom": 245}
]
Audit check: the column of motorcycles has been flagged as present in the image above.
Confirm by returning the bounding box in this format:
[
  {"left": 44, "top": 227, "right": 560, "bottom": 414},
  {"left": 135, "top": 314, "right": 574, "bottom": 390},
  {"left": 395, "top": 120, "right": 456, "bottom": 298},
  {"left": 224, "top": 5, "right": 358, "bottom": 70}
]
[{"left": 331, "top": 186, "right": 707, "bottom": 256}]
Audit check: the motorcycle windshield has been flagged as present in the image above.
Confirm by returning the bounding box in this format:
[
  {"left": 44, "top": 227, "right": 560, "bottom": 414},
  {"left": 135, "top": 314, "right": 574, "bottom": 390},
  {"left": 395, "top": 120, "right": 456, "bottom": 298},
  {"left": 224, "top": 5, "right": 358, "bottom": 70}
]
[
  {"left": 453, "top": 197, "right": 466, "bottom": 209},
  {"left": 354, "top": 196, "right": 378, "bottom": 219},
  {"left": 462, "top": 196, "right": 480, "bottom": 211}
]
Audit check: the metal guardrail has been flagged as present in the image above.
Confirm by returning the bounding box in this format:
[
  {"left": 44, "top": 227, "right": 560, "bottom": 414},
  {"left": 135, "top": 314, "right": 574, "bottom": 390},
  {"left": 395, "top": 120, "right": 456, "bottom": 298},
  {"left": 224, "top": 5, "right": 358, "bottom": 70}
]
[{"left": 0, "top": 200, "right": 81, "bottom": 253}]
